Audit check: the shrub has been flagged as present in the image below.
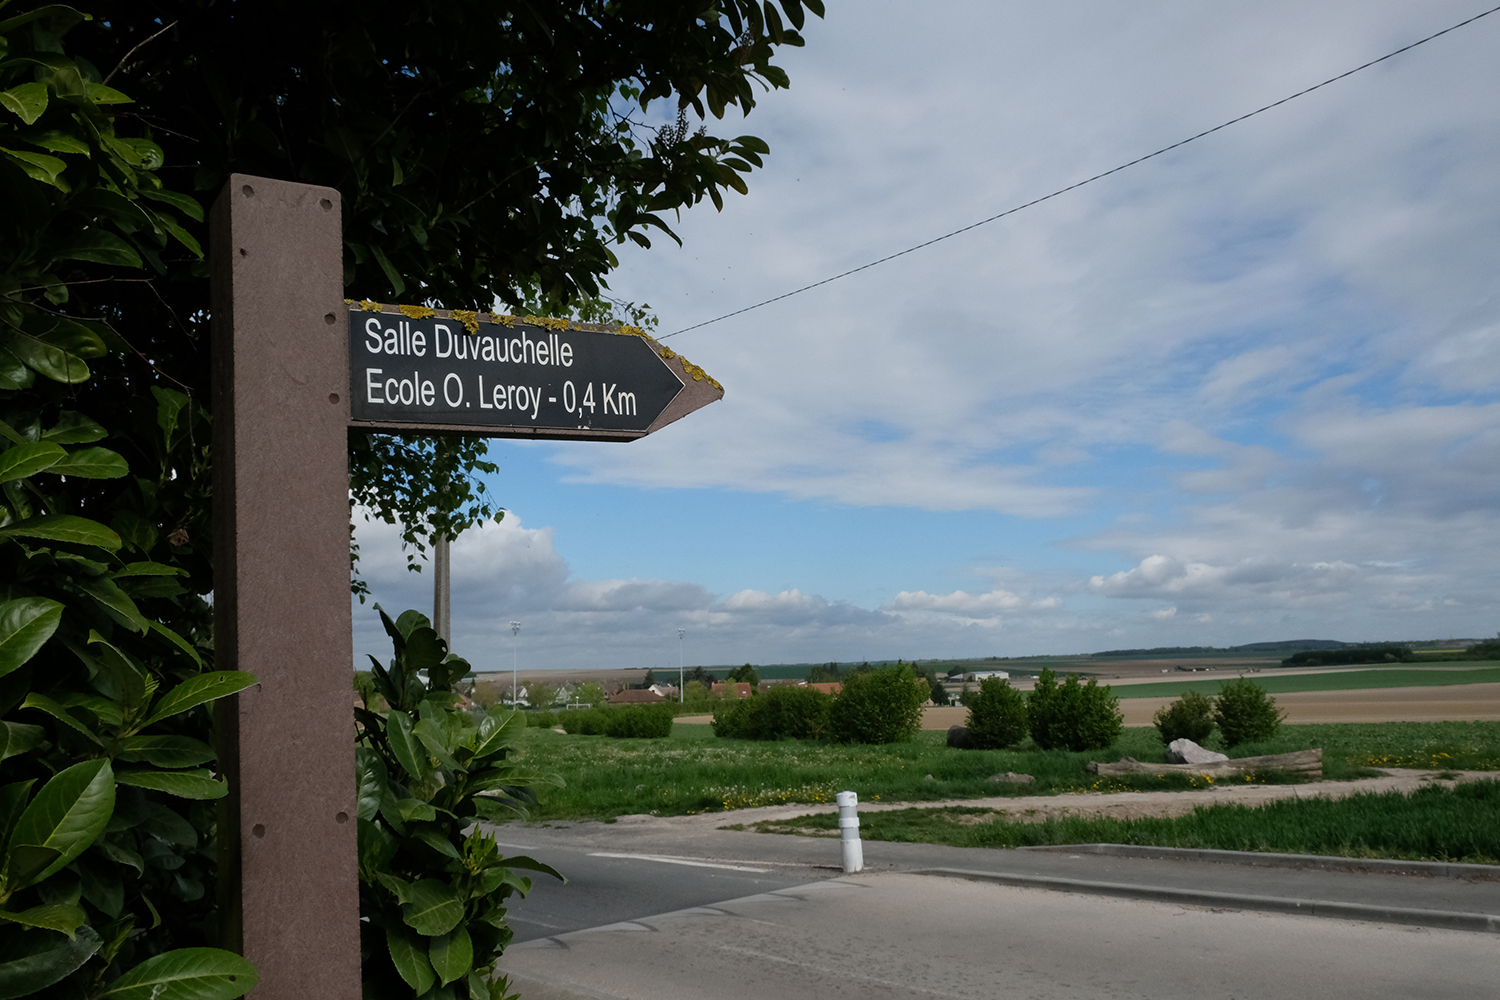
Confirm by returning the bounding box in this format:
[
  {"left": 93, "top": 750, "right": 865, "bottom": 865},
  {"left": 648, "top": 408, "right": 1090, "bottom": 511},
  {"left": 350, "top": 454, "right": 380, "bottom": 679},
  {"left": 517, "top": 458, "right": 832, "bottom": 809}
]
[
  {"left": 1027, "top": 668, "right": 1122, "bottom": 751},
  {"left": 828, "top": 666, "right": 925, "bottom": 744},
  {"left": 1153, "top": 689, "right": 1216, "bottom": 744},
  {"left": 712, "top": 685, "right": 833, "bottom": 740},
  {"left": 358, "top": 608, "right": 560, "bottom": 998},
  {"left": 964, "top": 677, "right": 1030, "bottom": 749},
  {"left": 530, "top": 710, "right": 559, "bottom": 729},
  {"left": 557, "top": 705, "right": 673, "bottom": 738},
  {"left": 1213, "top": 678, "right": 1285, "bottom": 746}
]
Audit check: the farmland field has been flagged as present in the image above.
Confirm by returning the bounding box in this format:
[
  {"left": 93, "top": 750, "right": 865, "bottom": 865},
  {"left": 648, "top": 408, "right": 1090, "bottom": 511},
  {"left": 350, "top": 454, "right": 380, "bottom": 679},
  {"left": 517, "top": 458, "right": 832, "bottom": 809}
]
[{"left": 1103, "top": 664, "right": 1500, "bottom": 699}]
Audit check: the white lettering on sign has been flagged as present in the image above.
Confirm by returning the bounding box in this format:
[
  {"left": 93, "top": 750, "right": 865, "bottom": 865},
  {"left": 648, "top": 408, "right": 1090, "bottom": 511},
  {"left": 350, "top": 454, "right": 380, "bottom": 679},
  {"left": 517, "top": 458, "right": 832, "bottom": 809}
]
[
  {"left": 365, "top": 368, "right": 435, "bottom": 406},
  {"left": 349, "top": 311, "right": 691, "bottom": 432},
  {"left": 364, "top": 317, "right": 428, "bottom": 357},
  {"left": 601, "top": 383, "right": 637, "bottom": 416}
]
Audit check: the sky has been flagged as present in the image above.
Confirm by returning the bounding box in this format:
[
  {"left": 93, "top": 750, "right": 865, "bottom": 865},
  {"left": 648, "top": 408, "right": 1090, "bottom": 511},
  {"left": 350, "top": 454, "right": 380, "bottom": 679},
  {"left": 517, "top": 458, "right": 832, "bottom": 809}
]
[{"left": 352, "top": 1, "right": 1500, "bottom": 673}]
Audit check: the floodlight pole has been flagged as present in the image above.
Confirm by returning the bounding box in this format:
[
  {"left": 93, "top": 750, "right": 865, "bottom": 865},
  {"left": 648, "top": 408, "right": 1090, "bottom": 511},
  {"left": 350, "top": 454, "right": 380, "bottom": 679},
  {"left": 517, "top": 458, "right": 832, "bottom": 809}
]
[
  {"left": 510, "top": 621, "right": 521, "bottom": 706},
  {"left": 677, "top": 627, "right": 686, "bottom": 702}
]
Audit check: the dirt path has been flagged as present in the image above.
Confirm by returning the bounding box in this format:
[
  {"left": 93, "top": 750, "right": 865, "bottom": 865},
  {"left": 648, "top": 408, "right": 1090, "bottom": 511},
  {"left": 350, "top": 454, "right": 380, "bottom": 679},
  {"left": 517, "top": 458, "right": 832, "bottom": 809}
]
[{"left": 600, "top": 769, "right": 1495, "bottom": 835}]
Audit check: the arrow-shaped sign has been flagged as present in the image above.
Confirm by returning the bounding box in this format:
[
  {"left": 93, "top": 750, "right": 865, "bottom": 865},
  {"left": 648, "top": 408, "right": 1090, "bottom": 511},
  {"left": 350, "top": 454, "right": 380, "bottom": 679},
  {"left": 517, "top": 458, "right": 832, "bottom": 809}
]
[{"left": 346, "top": 304, "right": 722, "bottom": 441}]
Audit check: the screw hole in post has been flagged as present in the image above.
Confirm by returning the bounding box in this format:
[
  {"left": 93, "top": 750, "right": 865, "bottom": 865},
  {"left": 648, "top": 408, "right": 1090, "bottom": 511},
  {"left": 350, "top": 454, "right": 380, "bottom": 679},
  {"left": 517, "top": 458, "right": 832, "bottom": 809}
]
[
  {"left": 329, "top": 393, "right": 340, "bottom": 405},
  {"left": 252, "top": 823, "right": 266, "bottom": 838},
  {"left": 320, "top": 198, "right": 333, "bottom": 212},
  {"left": 336, "top": 812, "right": 349, "bottom": 824},
  {"left": 324, "top": 312, "right": 336, "bottom": 325},
  {"left": 241, "top": 184, "right": 254, "bottom": 197}
]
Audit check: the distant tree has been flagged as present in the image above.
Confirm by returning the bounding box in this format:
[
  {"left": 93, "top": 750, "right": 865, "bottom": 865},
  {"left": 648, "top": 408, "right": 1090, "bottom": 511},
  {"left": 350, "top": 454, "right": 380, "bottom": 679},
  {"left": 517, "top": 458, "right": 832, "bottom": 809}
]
[
  {"left": 1466, "top": 634, "right": 1500, "bottom": 660},
  {"left": 683, "top": 680, "right": 711, "bottom": 703},
  {"left": 642, "top": 669, "right": 657, "bottom": 689},
  {"left": 911, "top": 663, "right": 949, "bottom": 705},
  {"left": 727, "top": 663, "right": 760, "bottom": 688},
  {"left": 527, "top": 681, "right": 557, "bottom": 709},
  {"left": 575, "top": 681, "right": 608, "bottom": 707},
  {"left": 687, "top": 665, "right": 716, "bottom": 685},
  {"left": 807, "top": 662, "right": 843, "bottom": 683}
]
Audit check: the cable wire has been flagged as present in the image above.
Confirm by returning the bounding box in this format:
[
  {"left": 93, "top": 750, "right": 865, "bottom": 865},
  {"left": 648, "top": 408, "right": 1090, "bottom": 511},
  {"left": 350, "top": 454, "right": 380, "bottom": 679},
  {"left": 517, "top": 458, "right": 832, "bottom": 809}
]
[{"left": 660, "top": 4, "right": 1500, "bottom": 340}]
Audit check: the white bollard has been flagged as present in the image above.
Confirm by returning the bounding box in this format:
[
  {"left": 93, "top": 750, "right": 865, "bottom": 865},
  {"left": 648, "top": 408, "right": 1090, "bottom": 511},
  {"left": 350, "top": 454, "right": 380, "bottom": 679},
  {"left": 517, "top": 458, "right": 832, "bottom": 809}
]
[{"left": 836, "top": 790, "right": 863, "bottom": 873}]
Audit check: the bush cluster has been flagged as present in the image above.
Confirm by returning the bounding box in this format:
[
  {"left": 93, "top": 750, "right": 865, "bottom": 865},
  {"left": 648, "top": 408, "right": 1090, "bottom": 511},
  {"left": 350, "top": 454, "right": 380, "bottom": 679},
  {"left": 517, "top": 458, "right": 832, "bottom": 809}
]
[
  {"left": 963, "top": 677, "right": 1029, "bottom": 749},
  {"left": 1152, "top": 689, "right": 1216, "bottom": 744},
  {"left": 829, "top": 666, "right": 926, "bottom": 744},
  {"left": 1027, "top": 668, "right": 1122, "bottom": 751},
  {"left": 556, "top": 704, "right": 674, "bottom": 739},
  {"left": 1212, "top": 678, "right": 1286, "bottom": 746},
  {"left": 712, "top": 685, "right": 833, "bottom": 740}
]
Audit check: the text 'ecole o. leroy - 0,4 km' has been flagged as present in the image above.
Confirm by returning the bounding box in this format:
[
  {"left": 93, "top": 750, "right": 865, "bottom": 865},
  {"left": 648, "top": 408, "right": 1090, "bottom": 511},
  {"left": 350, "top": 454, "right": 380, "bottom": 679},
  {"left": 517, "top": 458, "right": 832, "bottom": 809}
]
[{"left": 347, "top": 302, "right": 722, "bottom": 438}]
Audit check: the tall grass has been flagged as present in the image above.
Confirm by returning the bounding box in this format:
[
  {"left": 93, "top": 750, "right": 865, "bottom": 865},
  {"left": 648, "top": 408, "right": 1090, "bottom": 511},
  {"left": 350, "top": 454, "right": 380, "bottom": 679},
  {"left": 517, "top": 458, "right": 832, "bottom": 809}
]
[{"left": 755, "top": 781, "right": 1500, "bottom": 865}]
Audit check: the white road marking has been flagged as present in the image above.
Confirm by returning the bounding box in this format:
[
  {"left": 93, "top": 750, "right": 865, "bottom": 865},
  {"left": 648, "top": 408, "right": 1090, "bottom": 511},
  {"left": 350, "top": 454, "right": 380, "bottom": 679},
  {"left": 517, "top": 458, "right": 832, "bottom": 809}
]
[{"left": 588, "top": 851, "right": 770, "bottom": 873}]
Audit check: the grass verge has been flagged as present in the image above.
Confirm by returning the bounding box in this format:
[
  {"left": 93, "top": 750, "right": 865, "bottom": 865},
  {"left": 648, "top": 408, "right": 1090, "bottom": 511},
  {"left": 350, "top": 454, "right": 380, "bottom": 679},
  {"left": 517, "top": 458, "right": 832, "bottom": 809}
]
[
  {"left": 744, "top": 780, "right": 1500, "bottom": 866},
  {"left": 508, "top": 720, "right": 1500, "bottom": 822}
]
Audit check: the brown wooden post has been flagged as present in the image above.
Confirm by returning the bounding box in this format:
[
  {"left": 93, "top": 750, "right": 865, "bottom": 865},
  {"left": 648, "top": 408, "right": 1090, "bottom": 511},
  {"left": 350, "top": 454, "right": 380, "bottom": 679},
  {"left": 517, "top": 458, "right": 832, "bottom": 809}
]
[{"left": 211, "top": 175, "right": 359, "bottom": 999}]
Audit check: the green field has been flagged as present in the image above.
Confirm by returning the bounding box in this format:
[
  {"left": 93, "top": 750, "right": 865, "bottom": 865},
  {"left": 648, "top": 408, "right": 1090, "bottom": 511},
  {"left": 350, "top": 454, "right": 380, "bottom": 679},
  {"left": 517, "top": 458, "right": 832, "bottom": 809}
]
[
  {"left": 744, "top": 781, "right": 1500, "bottom": 865},
  {"left": 509, "top": 719, "right": 1500, "bottom": 823},
  {"left": 1107, "top": 664, "right": 1500, "bottom": 700}
]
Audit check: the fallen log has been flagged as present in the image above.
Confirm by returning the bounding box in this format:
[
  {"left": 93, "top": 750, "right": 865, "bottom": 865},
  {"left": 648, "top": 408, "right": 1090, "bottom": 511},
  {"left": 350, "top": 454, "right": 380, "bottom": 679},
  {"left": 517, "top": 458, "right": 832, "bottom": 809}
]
[{"left": 1087, "top": 748, "right": 1322, "bottom": 778}]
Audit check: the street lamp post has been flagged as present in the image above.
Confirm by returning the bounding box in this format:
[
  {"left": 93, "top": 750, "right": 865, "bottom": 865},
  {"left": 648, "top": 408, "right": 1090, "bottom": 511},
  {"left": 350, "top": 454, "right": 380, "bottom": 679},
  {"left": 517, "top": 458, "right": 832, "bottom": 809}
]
[
  {"left": 510, "top": 621, "right": 521, "bottom": 707},
  {"left": 677, "top": 627, "right": 686, "bottom": 703}
]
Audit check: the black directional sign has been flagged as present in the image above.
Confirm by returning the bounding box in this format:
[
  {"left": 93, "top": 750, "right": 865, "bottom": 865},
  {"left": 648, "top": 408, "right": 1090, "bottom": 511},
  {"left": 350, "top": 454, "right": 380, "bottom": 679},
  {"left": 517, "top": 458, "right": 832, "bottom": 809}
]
[{"left": 347, "top": 305, "right": 719, "bottom": 440}]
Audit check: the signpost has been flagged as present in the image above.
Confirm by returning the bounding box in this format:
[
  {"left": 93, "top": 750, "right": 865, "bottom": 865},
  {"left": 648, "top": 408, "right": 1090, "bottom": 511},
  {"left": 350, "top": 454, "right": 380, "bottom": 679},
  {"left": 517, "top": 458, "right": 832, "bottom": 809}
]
[{"left": 211, "top": 174, "right": 722, "bottom": 999}]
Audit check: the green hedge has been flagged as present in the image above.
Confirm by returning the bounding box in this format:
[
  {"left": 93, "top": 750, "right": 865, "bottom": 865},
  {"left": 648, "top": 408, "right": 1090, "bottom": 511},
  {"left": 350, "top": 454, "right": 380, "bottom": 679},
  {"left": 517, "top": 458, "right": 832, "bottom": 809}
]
[
  {"left": 712, "top": 685, "right": 833, "bottom": 740},
  {"left": 556, "top": 704, "right": 674, "bottom": 738}
]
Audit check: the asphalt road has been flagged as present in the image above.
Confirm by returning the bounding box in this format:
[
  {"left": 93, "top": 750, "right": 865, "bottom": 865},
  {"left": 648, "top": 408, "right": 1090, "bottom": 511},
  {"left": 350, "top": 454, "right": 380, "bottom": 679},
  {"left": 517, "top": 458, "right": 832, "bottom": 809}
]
[
  {"left": 488, "top": 833, "right": 832, "bottom": 942},
  {"left": 489, "top": 813, "right": 1500, "bottom": 999},
  {"left": 502, "top": 872, "right": 1499, "bottom": 1000}
]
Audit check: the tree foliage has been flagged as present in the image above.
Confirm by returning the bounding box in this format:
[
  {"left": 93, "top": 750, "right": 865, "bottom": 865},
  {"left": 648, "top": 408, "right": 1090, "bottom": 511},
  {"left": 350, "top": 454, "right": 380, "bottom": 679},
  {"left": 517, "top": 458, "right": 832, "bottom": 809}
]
[{"left": 47, "top": 0, "right": 826, "bottom": 575}]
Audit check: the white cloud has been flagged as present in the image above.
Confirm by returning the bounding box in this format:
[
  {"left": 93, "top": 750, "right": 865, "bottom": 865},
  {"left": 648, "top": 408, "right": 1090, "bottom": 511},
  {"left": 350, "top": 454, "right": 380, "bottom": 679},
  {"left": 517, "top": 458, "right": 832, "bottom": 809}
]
[{"left": 353, "top": 2, "right": 1500, "bottom": 661}]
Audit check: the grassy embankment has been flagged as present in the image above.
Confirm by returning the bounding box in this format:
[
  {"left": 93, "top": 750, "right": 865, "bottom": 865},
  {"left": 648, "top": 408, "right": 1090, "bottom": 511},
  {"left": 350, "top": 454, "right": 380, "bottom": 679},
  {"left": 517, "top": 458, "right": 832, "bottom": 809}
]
[
  {"left": 744, "top": 780, "right": 1500, "bottom": 865},
  {"left": 511, "top": 719, "right": 1500, "bottom": 822}
]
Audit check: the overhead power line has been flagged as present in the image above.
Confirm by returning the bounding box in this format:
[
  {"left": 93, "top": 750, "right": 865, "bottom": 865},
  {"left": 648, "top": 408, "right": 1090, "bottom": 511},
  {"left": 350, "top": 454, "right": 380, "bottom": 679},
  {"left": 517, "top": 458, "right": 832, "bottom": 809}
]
[{"left": 659, "top": 4, "right": 1500, "bottom": 341}]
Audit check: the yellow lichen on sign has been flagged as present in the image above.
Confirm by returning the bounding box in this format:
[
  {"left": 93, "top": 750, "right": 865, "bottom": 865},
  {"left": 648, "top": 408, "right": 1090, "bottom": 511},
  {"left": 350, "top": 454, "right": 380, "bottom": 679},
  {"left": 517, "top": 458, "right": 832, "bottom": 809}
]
[
  {"left": 524, "top": 314, "right": 575, "bottom": 332},
  {"left": 448, "top": 309, "right": 480, "bottom": 334},
  {"left": 658, "top": 347, "right": 677, "bottom": 360},
  {"left": 357, "top": 299, "right": 383, "bottom": 313},
  {"left": 398, "top": 304, "right": 436, "bottom": 319},
  {"left": 677, "top": 355, "right": 723, "bottom": 390}
]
